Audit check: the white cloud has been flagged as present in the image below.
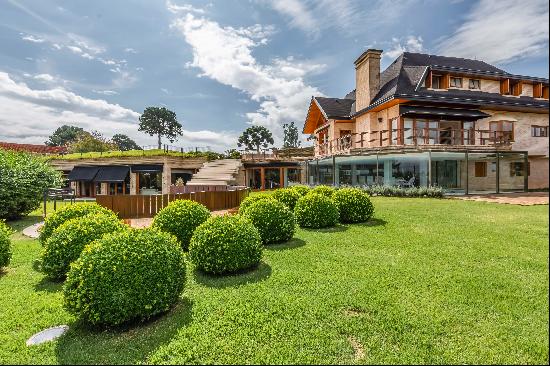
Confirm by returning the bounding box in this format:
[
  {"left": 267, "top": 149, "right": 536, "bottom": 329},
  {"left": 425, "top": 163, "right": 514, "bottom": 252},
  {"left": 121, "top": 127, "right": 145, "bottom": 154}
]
[
  {"left": 384, "top": 35, "right": 424, "bottom": 59},
  {"left": 0, "top": 72, "right": 234, "bottom": 151},
  {"left": 124, "top": 47, "right": 138, "bottom": 54},
  {"left": 170, "top": 13, "right": 324, "bottom": 142},
  {"left": 33, "top": 73, "right": 55, "bottom": 82},
  {"left": 437, "top": 0, "right": 549, "bottom": 64},
  {"left": 92, "top": 89, "right": 119, "bottom": 96},
  {"left": 166, "top": 0, "right": 206, "bottom": 14},
  {"left": 21, "top": 34, "right": 45, "bottom": 43}
]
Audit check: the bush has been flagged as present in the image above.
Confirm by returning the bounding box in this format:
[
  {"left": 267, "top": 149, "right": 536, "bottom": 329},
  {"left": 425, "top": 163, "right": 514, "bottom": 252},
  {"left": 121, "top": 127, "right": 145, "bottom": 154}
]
[
  {"left": 152, "top": 199, "right": 210, "bottom": 250},
  {"left": 0, "top": 150, "right": 62, "bottom": 220},
  {"left": 0, "top": 221, "right": 12, "bottom": 268},
  {"left": 290, "top": 185, "right": 310, "bottom": 197},
  {"left": 242, "top": 199, "right": 295, "bottom": 244},
  {"left": 272, "top": 188, "right": 301, "bottom": 210},
  {"left": 238, "top": 194, "right": 272, "bottom": 215},
  {"left": 41, "top": 213, "right": 126, "bottom": 280},
  {"left": 189, "top": 215, "right": 262, "bottom": 274},
  {"left": 39, "top": 202, "right": 117, "bottom": 245},
  {"left": 361, "top": 184, "right": 444, "bottom": 198},
  {"left": 63, "top": 228, "right": 186, "bottom": 326},
  {"left": 294, "top": 193, "right": 339, "bottom": 228},
  {"left": 310, "top": 185, "right": 336, "bottom": 198},
  {"left": 332, "top": 188, "right": 374, "bottom": 223}
]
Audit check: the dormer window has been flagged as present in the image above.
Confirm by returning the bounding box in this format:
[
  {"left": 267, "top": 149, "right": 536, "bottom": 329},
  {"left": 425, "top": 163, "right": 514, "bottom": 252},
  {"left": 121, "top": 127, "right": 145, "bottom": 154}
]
[
  {"left": 450, "top": 77, "right": 463, "bottom": 88},
  {"left": 469, "top": 79, "right": 481, "bottom": 89},
  {"left": 431, "top": 75, "right": 442, "bottom": 89}
]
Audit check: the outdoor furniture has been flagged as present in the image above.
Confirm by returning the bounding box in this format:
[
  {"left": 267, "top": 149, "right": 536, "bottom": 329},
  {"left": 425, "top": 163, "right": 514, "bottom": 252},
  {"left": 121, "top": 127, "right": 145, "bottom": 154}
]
[{"left": 395, "top": 177, "right": 415, "bottom": 188}]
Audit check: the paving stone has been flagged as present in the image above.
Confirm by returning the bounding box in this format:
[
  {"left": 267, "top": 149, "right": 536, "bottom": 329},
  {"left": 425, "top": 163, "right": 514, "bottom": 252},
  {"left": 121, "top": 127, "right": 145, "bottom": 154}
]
[{"left": 26, "top": 325, "right": 69, "bottom": 346}]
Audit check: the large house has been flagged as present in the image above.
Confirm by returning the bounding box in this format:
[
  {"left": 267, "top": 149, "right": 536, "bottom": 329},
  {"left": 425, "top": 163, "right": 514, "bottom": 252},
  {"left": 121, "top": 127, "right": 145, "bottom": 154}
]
[{"left": 303, "top": 50, "right": 549, "bottom": 193}]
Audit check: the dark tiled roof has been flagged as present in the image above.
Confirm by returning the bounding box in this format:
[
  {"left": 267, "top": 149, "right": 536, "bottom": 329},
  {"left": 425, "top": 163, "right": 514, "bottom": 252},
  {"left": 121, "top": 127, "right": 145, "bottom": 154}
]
[
  {"left": 0, "top": 142, "right": 67, "bottom": 154},
  {"left": 311, "top": 51, "right": 549, "bottom": 119}
]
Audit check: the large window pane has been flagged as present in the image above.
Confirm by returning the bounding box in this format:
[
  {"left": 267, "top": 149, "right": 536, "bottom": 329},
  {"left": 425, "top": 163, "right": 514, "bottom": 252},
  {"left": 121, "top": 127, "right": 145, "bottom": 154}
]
[
  {"left": 430, "top": 152, "right": 466, "bottom": 193},
  {"left": 467, "top": 153, "right": 497, "bottom": 194},
  {"left": 318, "top": 158, "right": 333, "bottom": 185},
  {"left": 499, "top": 153, "right": 526, "bottom": 192}
]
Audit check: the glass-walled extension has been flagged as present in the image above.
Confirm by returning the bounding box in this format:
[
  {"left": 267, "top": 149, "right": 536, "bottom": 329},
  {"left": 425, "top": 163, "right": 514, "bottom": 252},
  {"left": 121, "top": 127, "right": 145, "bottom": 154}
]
[{"left": 306, "top": 150, "right": 528, "bottom": 194}]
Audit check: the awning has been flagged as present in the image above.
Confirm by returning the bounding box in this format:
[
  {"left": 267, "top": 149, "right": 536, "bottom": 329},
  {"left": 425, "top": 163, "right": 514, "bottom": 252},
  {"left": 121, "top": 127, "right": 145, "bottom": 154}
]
[
  {"left": 67, "top": 166, "right": 99, "bottom": 181},
  {"left": 131, "top": 164, "right": 163, "bottom": 172},
  {"left": 94, "top": 166, "right": 130, "bottom": 182},
  {"left": 399, "top": 106, "right": 491, "bottom": 120}
]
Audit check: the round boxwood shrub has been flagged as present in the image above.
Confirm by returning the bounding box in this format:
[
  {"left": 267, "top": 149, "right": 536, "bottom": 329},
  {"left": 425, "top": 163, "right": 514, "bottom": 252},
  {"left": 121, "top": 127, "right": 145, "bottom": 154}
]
[
  {"left": 242, "top": 199, "right": 295, "bottom": 244},
  {"left": 0, "top": 221, "right": 13, "bottom": 268},
  {"left": 41, "top": 213, "right": 126, "bottom": 280},
  {"left": 0, "top": 149, "right": 62, "bottom": 220},
  {"left": 272, "top": 188, "right": 301, "bottom": 210},
  {"left": 152, "top": 199, "right": 211, "bottom": 250},
  {"left": 332, "top": 188, "right": 374, "bottom": 223},
  {"left": 294, "top": 193, "right": 339, "bottom": 228},
  {"left": 63, "top": 228, "right": 186, "bottom": 326},
  {"left": 238, "top": 194, "right": 272, "bottom": 215},
  {"left": 290, "top": 185, "right": 310, "bottom": 197},
  {"left": 309, "top": 185, "right": 336, "bottom": 198},
  {"left": 189, "top": 215, "right": 262, "bottom": 274},
  {"left": 39, "top": 202, "right": 116, "bottom": 245}
]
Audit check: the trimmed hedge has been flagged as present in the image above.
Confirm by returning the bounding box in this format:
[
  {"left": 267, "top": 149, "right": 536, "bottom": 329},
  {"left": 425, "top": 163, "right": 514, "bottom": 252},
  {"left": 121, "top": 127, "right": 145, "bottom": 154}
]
[
  {"left": 39, "top": 202, "right": 117, "bottom": 245},
  {"left": 41, "top": 213, "right": 126, "bottom": 280},
  {"left": 289, "top": 185, "right": 310, "bottom": 197},
  {"left": 238, "top": 194, "right": 272, "bottom": 215},
  {"left": 361, "top": 184, "right": 444, "bottom": 198},
  {"left": 152, "top": 199, "right": 211, "bottom": 250},
  {"left": 0, "top": 149, "right": 62, "bottom": 220},
  {"left": 242, "top": 199, "right": 295, "bottom": 244},
  {"left": 332, "top": 188, "right": 374, "bottom": 223},
  {"left": 0, "top": 221, "right": 12, "bottom": 268},
  {"left": 272, "top": 188, "right": 301, "bottom": 210},
  {"left": 190, "top": 215, "right": 262, "bottom": 274},
  {"left": 294, "top": 193, "right": 339, "bottom": 228},
  {"left": 63, "top": 228, "right": 186, "bottom": 326},
  {"left": 309, "top": 185, "right": 336, "bottom": 198}
]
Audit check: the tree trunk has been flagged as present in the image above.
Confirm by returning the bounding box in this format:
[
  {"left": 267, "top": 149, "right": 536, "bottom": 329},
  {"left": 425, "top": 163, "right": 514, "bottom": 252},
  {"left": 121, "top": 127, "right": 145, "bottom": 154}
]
[{"left": 157, "top": 133, "right": 161, "bottom": 150}]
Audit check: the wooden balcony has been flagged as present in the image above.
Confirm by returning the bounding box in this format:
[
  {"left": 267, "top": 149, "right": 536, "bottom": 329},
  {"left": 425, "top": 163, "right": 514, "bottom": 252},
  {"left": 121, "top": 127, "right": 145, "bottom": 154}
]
[{"left": 314, "top": 128, "right": 514, "bottom": 157}]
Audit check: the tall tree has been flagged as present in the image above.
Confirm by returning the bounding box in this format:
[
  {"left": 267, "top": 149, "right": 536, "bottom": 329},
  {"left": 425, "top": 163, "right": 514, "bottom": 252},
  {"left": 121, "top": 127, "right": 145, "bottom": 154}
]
[
  {"left": 138, "top": 107, "right": 182, "bottom": 149},
  {"left": 112, "top": 134, "right": 142, "bottom": 151},
  {"left": 45, "top": 125, "right": 85, "bottom": 146},
  {"left": 237, "top": 126, "right": 274, "bottom": 154},
  {"left": 283, "top": 122, "right": 301, "bottom": 148}
]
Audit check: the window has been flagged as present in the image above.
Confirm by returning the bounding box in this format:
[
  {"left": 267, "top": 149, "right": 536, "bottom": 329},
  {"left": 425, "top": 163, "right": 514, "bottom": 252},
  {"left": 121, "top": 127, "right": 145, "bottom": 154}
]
[
  {"left": 469, "top": 79, "right": 481, "bottom": 89},
  {"left": 510, "top": 162, "right": 526, "bottom": 177},
  {"left": 432, "top": 75, "right": 442, "bottom": 89},
  {"left": 474, "top": 162, "right": 487, "bottom": 177},
  {"left": 531, "top": 125, "right": 548, "bottom": 137},
  {"left": 490, "top": 121, "right": 514, "bottom": 143},
  {"left": 450, "top": 77, "right": 463, "bottom": 88}
]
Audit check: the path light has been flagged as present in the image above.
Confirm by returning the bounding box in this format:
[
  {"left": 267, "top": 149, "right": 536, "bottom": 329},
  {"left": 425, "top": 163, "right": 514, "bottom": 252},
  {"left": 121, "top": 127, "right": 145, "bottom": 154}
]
[{"left": 26, "top": 325, "right": 69, "bottom": 346}]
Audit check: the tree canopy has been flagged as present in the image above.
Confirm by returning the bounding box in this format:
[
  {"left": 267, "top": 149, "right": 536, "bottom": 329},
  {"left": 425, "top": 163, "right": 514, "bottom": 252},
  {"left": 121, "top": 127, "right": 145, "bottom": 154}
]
[
  {"left": 237, "top": 126, "right": 274, "bottom": 153},
  {"left": 68, "top": 131, "right": 116, "bottom": 153},
  {"left": 112, "top": 134, "right": 141, "bottom": 151},
  {"left": 138, "top": 107, "right": 182, "bottom": 149},
  {"left": 45, "top": 125, "right": 85, "bottom": 146},
  {"left": 283, "top": 122, "right": 301, "bottom": 148}
]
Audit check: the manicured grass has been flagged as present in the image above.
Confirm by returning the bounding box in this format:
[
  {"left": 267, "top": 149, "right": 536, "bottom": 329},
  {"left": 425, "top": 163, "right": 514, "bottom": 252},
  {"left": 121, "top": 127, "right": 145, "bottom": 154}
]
[
  {"left": 0, "top": 198, "right": 548, "bottom": 364},
  {"left": 46, "top": 149, "right": 219, "bottom": 160}
]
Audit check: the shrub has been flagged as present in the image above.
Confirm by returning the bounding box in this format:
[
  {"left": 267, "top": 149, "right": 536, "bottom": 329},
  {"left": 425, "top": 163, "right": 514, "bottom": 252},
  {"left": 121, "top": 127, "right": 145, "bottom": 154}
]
[
  {"left": 290, "top": 185, "right": 310, "bottom": 197},
  {"left": 361, "top": 184, "right": 444, "bottom": 198},
  {"left": 242, "top": 199, "right": 295, "bottom": 244},
  {"left": 152, "top": 199, "right": 211, "bottom": 250},
  {"left": 310, "top": 185, "right": 336, "bottom": 198},
  {"left": 39, "top": 202, "right": 116, "bottom": 245},
  {"left": 63, "top": 228, "right": 186, "bottom": 326},
  {"left": 332, "top": 188, "right": 374, "bottom": 223},
  {"left": 238, "top": 194, "right": 272, "bottom": 215},
  {"left": 0, "top": 149, "right": 62, "bottom": 220},
  {"left": 272, "top": 188, "right": 301, "bottom": 210},
  {"left": 0, "top": 221, "right": 12, "bottom": 268},
  {"left": 41, "top": 213, "right": 126, "bottom": 280},
  {"left": 189, "top": 215, "right": 262, "bottom": 274},
  {"left": 294, "top": 193, "right": 339, "bottom": 228}
]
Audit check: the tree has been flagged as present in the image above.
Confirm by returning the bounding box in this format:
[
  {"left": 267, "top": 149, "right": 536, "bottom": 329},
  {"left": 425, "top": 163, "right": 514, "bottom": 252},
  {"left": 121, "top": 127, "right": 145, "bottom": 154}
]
[
  {"left": 283, "top": 122, "right": 301, "bottom": 148},
  {"left": 138, "top": 107, "right": 182, "bottom": 149},
  {"left": 237, "top": 126, "right": 274, "bottom": 154},
  {"left": 112, "top": 134, "right": 142, "bottom": 151},
  {"left": 45, "top": 125, "right": 85, "bottom": 146},
  {"left": 224, "top": 149, "right": 241, "bottom": 159},
  {"left": 68, "top": 131, "right": 116, "bottom": 153}
]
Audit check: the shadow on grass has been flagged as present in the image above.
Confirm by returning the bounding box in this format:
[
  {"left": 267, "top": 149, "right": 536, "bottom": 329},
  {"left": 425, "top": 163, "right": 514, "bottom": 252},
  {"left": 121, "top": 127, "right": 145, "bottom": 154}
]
[
  {"left": 55, "top": 297, "right": 193, "bottom": 365},
  {"left": 265, "top": 237, "right": 306, "bottom": 252},
  {"left": 354, "top": 218, "right": 387, "bottom": 227},
  {"left": 6, "top": 214, "right": 43, "bottom": 234},
  {"left": 302, "top": 224, "right": 348, "bottom": 233},
  {"left": 193, "top": 261, "right": 272, "bottom": 289},
  {"left": 34, "top": 276, "right": 64, "bottom": 293}
]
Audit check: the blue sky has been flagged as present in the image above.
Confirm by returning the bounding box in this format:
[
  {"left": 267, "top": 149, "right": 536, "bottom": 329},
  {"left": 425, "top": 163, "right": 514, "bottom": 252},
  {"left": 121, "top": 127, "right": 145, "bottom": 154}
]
[{"left": 0, "top": 0, "right": 548, "bottom": 151}]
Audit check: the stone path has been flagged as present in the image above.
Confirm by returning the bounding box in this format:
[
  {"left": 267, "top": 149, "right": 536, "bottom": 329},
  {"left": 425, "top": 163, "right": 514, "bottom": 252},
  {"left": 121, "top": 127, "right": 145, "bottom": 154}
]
[
  {"left": 454, "top": 192, "right": 549, "bottom": 206},
  {"left": 126, "top": 208, "right": 237, "bottom": 229},
  {"left": 22, "top": 222, "right": 43, "bottom": 239}
]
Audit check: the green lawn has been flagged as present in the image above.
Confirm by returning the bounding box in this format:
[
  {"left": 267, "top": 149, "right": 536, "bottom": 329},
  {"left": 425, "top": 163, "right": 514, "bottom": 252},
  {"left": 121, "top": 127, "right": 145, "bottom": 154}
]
[{"left": 1, "top": 198, "right": 548, "bottom": 364}]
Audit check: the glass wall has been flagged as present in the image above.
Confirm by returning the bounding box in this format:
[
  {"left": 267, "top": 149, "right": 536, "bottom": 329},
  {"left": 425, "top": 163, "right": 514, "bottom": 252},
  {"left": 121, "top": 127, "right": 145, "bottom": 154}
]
[
  {"left": 467, "top": 152, "right": 497, "bottom": 194},
  {"left": 318, "top": 158, "right": 333, "bottom": 185},
  {"left": 498, "top": 152, "right": 527, "bottom": 192},
  {"left": 264, "top": 168, "right": 281, "bottom": 189},
  {"left": 430, "top": 152, "right": 466, "bottom": 193}
]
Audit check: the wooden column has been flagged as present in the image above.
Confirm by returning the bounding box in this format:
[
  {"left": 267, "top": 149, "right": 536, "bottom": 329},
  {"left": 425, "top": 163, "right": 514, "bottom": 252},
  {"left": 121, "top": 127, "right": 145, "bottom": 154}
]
[
  {"left": 260, "top": 167, "right": 265, "bottom": 190},
  {"left": 279, "top": 167, "right": 284, "bottom": 188}
]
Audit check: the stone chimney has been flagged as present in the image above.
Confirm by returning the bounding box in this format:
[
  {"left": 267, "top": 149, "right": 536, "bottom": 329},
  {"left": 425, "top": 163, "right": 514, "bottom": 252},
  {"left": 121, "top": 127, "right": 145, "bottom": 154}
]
[{"left": 354, "top": 49, "right": 383, "bottom": 111}]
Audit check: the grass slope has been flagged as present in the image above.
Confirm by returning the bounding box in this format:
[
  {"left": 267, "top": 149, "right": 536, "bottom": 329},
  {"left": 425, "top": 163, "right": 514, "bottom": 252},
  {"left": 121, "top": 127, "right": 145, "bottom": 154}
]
[{"left": 0, "top": 198, "right": 548, "bottom": 364}]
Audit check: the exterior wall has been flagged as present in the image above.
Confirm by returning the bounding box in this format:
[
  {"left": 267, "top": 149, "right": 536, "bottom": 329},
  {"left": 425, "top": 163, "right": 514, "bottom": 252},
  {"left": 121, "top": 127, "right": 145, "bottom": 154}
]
[
  {"left": 162, "top": 163, "right": 171, "bottom": 195},
  {"left": 529, "top": 157, "right": 549, "bottom": 189},
  {"left": 521, "top": 83, "right": 534, "bottom": 97},
  {"left": 130, "top": 172, "right": 138, "bottom": 195}
]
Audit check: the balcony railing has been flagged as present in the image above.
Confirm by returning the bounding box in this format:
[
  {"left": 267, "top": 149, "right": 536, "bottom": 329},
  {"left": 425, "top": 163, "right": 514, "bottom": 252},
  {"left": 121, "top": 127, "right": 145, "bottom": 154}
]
[{"left": 315, "top": 128, "right": 513, "bottom": 156}]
